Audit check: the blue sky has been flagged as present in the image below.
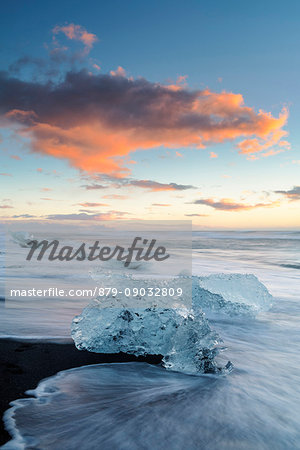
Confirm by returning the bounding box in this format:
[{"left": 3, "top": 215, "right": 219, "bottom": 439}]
[{"left": 0, "top": 0, "right": 299, "bottom": 228}]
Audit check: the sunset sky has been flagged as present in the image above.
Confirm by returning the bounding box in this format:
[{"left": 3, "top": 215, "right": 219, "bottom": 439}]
[{"left": 0, "top": 0, "right": 299, "bottom": 229}]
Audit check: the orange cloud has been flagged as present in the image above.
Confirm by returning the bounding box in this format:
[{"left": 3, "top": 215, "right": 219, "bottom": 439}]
[
  {"left": 152, "top": 203, "right": 171, "bottom": 207},
  {"left": 0, "top": 71, "right": 289, "bottom": 176},
  {"left": 210, "top": 152, "right": 218, "bottom": 158},
  {"left": 237, "top": 124, "right": 289, "bottom": 157},
  {"left": 0, "top": 173, "right": 12, "bottom": 176}
]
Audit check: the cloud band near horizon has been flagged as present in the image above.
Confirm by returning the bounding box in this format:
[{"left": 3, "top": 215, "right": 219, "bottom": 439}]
[{"left": 191, "top": 198, "right": 280, "bottom": 211}]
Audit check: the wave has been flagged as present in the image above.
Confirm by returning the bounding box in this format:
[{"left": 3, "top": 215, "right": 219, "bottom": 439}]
[
  {"left": 4, "top": 353, "right": 300, "bottom": 450},
  {"left": 192, "top": 230, "right": 300, "bottom": 240},
  {"left": 279, "top": 263, "right": 300, "bottom": 270},
  {"left": 2, "top": 363, "right": 221, "bottom": 450}
]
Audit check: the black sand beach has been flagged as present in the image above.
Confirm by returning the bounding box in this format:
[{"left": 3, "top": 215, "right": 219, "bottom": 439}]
[{"left": 0, "top": 338, "right": 162, "bottom": 445}]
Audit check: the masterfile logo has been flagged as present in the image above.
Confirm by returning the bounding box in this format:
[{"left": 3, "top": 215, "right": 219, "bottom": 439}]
[
  {"left": 4, "top": 221, "right": 192, "bottom": 308},
  {"left": 25, "top": 237, "right": 170, "bottom": 266}
]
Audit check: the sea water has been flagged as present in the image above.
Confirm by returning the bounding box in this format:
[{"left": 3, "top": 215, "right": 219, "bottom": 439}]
[{"left": 1, "top": 231, "right": 300, "bottom": 449}]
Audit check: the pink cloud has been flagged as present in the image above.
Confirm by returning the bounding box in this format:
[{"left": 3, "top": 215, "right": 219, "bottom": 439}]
[
  {"left": 102, "top": 194, "right": 129, "bottom": 200},
  {"left": 52, "top": 23, "right": 97, "bottom": 52},
  {"left": 110, "top": 66, "right": 126, "bottom": 77},
  {"left": 152, "top": 203, "right": 171, "bottom": 207},
  {"left": 192, "top": 198, "right": 280, "bottom": 211},
  {"left": 77, "top": 202, "right": 109, "bottom": 207},
  {"left": 177, "top": 75, "right": 188, "bottom": 84}
]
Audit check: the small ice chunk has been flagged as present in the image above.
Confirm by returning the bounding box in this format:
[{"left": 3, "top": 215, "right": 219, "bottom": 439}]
[
  {"left": 10, "top": 231, "right": 34, "bottom": 248},
  {"left": 193, "top": 273, "right": 273, "bottom": 315}
]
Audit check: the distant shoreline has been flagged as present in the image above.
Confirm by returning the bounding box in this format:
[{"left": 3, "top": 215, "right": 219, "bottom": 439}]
[{"left": 0, "top": 338, "right": 162, "bottom": 446}]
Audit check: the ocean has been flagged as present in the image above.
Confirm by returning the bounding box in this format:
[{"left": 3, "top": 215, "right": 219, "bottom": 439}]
[{"left": 1, "top": 230, "right": 300, "bottom": 449}]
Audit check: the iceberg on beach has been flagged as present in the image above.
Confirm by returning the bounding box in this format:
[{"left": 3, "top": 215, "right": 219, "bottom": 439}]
[
  {"left": 193, "top": 273, "right": 273, "bottom": 316},
  {"left": 71, "top": 273, "right": 272, "bottom": 374},
  {"left": 72, "top": 304, "right": 227, "bottom": 375}
]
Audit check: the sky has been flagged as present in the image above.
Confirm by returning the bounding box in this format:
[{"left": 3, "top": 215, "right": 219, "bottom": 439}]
[{"left": 0, "top": 0, "right": 299, "bottom": 229}]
